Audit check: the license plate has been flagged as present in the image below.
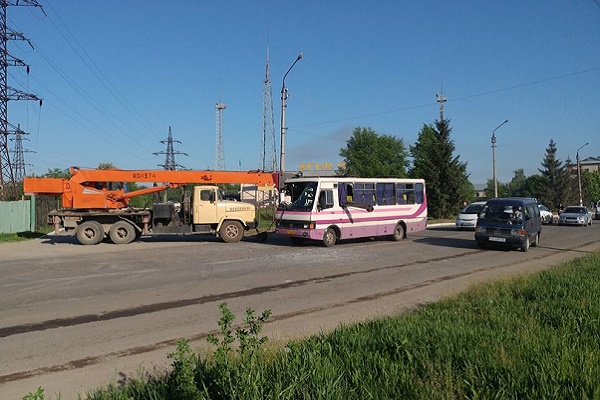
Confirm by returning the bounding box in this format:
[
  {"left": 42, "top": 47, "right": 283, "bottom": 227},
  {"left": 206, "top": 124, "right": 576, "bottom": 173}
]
[
  {"left": 489, "top": 237, "right": 506, "bottom": 243},
  {"left": 285, "top": 230, "right": 296, "bottom": 235}
]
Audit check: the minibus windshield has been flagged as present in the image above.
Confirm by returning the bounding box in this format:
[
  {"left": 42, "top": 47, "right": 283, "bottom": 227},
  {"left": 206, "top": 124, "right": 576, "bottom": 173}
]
[{"left": 280, "top": 181, "right": 318, "bottom": 211}]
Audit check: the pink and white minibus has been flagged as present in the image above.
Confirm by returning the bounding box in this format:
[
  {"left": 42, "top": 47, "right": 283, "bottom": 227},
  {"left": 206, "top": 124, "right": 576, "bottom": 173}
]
[{"left": 275, "top": 176, "right": 427, "bottom": 246}]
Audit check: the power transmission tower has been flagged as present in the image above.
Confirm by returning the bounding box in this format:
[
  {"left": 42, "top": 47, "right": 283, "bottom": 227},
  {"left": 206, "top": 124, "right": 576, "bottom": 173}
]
[
  {"left": 215, "top": 101, "right": 226, "bottom": 170},
  {"left": 153, "top": 126, "right": 187, "bottom": 170},
  {"left": 0, "top": 0, "right": 44, "bottom": 200},
  {"left": 260, "top": 47, "right": 276, "bottom": 172},
  {"left": 11, "top": 124, "right": 35, "bottom": 182}
]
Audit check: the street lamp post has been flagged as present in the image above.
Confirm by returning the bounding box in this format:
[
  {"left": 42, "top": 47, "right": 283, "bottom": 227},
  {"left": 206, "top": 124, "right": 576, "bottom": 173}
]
[
  {"left": 280, "top": 53, "right": 303, "bottom": 173},
  {"left": 491, "top": 119, "right": 509, "bottom": 198},
  {"left": 576, "top": 142, "right": 589, "bottom": 206}
]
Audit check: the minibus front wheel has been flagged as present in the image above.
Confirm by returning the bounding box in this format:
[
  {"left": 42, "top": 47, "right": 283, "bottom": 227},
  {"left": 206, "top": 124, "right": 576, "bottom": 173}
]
[{"left": 322, "top": 227, "right": 338, "bottom": 247}]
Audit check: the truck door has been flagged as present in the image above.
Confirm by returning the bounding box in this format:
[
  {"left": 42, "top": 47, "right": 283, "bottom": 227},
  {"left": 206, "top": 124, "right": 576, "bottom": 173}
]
[{"left": 194, "top": 188, "right": 218, "bottom": 224}]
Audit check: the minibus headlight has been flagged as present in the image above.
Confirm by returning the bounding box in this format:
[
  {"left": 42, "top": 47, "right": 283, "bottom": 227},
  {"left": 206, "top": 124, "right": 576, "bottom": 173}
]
[
  {"left": 511, "top": 229, "right": 526, "bottom": 236},
  {"left": 477, "top": 226, "right": 486, "bottom": 233}
]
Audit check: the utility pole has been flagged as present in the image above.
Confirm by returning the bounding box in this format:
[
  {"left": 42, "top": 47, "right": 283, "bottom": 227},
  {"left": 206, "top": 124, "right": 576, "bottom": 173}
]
[
  {"left": 215, "top": 101, "right": 226, "bottom": 170},
  {"left": 0, "top": 0, "right": 44, "bottom": 200},
  {"left": 279, "top": 53, "right": 303, "bottom": 172},
  {"left": 260, "top": 47, "right": 276, "bottom": 172},
  {"left": 153, "top": 126, "right": 187, "bottom": 170}
]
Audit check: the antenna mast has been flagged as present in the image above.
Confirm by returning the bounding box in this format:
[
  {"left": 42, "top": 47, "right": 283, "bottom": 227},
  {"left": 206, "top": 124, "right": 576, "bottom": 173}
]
[
  {"left": 215, "top": 101, "right": 226, "bottom": 170},
  {"left": 436, "top": 88, "right": 447, "bottom": 121},
  {"left": 261, "top": 47, "right": 276, "bottom": 171}
]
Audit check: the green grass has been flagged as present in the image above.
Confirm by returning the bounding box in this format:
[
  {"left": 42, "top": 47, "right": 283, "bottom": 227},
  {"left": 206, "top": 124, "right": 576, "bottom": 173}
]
[
  {"left": 40, "top": 252, "right": 600, "bottom": 399},
  {"left": 0, "top": 231, "right": 48, "bottom": 243}
]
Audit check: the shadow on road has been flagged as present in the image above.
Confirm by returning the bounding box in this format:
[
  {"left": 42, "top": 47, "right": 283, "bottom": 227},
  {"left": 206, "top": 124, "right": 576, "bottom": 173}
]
[{"left": 413, "top": 236, "right": 483, "bottom": 250}]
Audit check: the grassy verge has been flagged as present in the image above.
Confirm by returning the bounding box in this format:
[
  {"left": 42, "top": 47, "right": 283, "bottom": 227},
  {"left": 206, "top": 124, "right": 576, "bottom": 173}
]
[
  {"left": 0, "top": 231, "right": 48, "bottom": 243},
  {"left": 35, "top": 253, "right": 600, "bottom": 399}
]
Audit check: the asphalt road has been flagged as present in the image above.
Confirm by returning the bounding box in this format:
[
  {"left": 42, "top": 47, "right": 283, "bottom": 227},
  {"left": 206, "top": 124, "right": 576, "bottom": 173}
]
[{"left": 1, "top": 223, "right": 599, "bottom": 399}]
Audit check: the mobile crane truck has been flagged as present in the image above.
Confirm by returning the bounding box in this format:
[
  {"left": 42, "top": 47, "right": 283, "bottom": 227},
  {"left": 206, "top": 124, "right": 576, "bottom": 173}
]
[{"left": 23, "top": 167, "right": 279, "bottom": 245}]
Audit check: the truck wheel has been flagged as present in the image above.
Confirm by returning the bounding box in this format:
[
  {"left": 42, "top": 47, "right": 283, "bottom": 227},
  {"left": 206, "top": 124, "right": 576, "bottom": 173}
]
[
  {"left": 109, "top": 221, "right": 136, "bottom": 244},
  {"left": 220, "top": 220, "right": 244, "bottom": 243},
  {"left": 322, "top": 227, "right": 337, "bottom": 247},
  {"left": 77, "top": 221, "right": 104, "bottom": 245}
]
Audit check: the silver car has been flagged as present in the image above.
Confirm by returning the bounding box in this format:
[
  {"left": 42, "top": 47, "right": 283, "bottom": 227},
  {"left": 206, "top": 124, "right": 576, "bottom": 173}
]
[{"left": 557, "top": 206, "right": 592, "bottom": 226}]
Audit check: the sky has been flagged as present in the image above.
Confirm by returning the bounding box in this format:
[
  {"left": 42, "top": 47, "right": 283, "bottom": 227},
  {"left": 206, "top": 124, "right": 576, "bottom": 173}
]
[{"left": 6, "top": 0, "right": 600, "bottom": 184}]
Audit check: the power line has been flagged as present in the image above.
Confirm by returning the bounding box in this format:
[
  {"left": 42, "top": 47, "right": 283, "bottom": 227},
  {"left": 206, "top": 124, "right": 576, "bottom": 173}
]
[{"left": 291, "top": 67, "right": 600, "bottom": 131}]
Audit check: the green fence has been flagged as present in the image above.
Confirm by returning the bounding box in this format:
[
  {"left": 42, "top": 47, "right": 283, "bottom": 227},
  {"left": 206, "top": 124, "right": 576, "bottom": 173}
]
[{"left": 0, "top": 200, "right": 34, "bottom": 234}]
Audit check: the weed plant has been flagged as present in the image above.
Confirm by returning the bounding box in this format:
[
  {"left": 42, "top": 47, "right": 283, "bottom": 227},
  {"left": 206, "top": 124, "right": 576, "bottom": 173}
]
[{"left": 79, "top": 253, "right": 600, "bottom": 399}]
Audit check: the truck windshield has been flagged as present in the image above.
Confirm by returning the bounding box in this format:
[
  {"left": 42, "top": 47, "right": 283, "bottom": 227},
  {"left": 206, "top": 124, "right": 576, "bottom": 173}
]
[{"left": 280, "top": 182, "right": 318, "bottom": 211}]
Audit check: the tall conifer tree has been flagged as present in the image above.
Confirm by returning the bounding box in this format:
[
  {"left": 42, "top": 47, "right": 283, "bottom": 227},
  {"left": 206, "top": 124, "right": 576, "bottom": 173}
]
[{"left": 410, "top": 119, "right": 470, "bottom": 219}]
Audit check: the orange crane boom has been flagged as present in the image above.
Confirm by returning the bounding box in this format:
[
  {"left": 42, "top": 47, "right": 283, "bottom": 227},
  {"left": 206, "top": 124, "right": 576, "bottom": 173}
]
[{"left": 24, "top": 166, "right": 279, "bottom": 209}]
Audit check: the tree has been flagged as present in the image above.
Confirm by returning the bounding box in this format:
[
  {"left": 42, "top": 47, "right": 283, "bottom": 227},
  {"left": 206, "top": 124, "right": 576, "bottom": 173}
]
[
  {"left": 339, "top": 127, "right": 408, "bottom": 178},
  {"left": 506, "top": 169, "right": 529, "bottom": 197},
  {"left": 485, "top": 178, "right": 507, "bottom": 199},
  {"left": 98, "top": 162, "right": 117, "bottom": 170},
  {"left": 537, "top": 139, "right": 566, "bottom": 209},
  {"left": 41, "top": 168, "right": 71, "bottom": 179},
  {"left": 585, "top": 169, "right": 600, "bottom": 206},
  {"left": 410, "top": 119, "right": 471, "bottom": 219},
  {"left": 563, "top": 157, "right": 579, "bottom": 206}
]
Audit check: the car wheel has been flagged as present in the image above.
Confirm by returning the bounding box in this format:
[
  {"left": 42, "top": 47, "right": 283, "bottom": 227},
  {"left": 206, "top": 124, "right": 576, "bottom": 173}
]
[
  {"left": 521, "top": 236, "right": 530, "bottom": 252},
  {"left": 531, "top": 232, "right": 540, "bottom": 247}
]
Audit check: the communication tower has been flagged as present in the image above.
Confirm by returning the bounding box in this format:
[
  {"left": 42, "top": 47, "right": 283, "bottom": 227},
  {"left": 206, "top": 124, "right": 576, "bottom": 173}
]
[
  {"left": 436, "top": 89, "right": 447, "bottom": 121},
  {"left": 153, "top": 126, "right": 187, "bottom": 170},
  {"left": 260, "top": 47, "right": 276, "bottom": 171},
  {"left": 215, "top": 101, "right": 226, "bottom": 170}
]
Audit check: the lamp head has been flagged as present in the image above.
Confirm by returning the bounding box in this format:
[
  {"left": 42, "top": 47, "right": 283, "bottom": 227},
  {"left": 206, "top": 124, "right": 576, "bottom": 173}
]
[{"left": 297, "top": 53, "right": 303, "bottom": 60}]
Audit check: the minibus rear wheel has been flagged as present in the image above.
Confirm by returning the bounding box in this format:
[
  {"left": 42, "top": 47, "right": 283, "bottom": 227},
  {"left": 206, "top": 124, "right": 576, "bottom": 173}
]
[{"left": 392, "top": 222, "right": 405, "bottom": 241}]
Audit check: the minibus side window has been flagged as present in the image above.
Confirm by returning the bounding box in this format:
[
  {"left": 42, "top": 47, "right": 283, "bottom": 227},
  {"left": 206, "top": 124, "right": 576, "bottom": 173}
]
[{"left": 318, "top": 190, "right": 334, "bottom": 210}]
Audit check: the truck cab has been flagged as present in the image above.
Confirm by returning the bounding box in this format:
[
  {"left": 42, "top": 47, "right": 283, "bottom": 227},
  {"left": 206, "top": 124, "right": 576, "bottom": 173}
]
[{"left": 152, "top": 185, "right": 256, "bottom": 242}]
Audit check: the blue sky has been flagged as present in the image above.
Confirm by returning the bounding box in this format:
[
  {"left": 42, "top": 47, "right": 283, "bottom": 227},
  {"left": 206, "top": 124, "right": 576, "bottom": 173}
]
[{"left": 7, "top": 0, "right": 600, "bottom": 184}]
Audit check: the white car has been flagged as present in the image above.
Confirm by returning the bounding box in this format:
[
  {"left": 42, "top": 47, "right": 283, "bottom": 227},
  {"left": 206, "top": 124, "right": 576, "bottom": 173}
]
[
  {"left": 455, "top": 201, "right": 486, "bottom": 230},
  {"left": 557, "top": 206, "right": 592, "bottom": 226},
  {"left": 538, "top": 204, "right": 553, "bottom": 224}
]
